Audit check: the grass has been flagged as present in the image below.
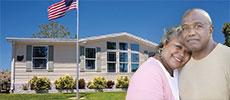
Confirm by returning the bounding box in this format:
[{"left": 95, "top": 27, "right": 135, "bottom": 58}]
[{"left": 0, "top": 91, "right": 127, "bottom": 100}]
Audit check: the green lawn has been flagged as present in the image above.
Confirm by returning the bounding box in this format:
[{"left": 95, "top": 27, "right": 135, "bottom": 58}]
[{"left": 0, "top": 92, "right": 127, "bottom": 100}]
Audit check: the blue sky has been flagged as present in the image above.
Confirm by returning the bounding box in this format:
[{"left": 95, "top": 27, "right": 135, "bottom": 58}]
[{"left": 0, "top": 0, "right": 229, "bottom": 70}]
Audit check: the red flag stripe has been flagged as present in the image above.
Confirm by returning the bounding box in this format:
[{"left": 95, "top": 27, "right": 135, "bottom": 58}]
[
  {"left": 48, "top": 1, "right": 65, "bottom": 11},
  {"left": 48, "top": 6, "right": 67, "bottom": 16},
  {"left": 48, "top": 0, "right": 77, "bottom": 20},
  {"left": 48, "top": 4, "right": 66, "bottom": 13},
  {"left": 68, "top": 2, "right": 77, "bottom": 11},
  {"left": 49, "top": 13, "right": 66, "bottom": 20},
  {"left": 49, "top": 11, "right": 66, "bottom": 18},
  {"left": 49, "top": 13, "right": 66, "bottom": 19},
  {"left": 48, "top": 11, "right": 66, "bottom": 19}
]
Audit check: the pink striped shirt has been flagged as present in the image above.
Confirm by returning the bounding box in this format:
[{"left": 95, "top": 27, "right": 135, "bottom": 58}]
[{"left": 126, "top": 57, "right": 175, "bottom": 100}]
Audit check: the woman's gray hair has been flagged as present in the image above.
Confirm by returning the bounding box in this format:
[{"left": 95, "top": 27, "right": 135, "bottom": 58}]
[{"left": 156, "top": 25, "right": 183, "bottom": 54}]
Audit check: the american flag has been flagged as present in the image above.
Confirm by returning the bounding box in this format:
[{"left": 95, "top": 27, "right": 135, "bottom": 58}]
[{"left": 48, "top": 0, "right": 77, "bottom": 20}]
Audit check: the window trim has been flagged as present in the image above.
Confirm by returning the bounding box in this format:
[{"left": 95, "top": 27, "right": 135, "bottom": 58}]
[
  {"left": 107, "top": 52, "right": 116, "bottom": 73},
  {"left": 32, "top": 45, "right": 49, "bottom": 70},
  {"left": 130, "top": 43, "right": 140, "bottom": 52},
  {"left": 84, "top": 47, "right": 97, "bottom": 71},
  {"left": 119, "top": 42, "right": 128, "bottom": 51},
  {"left": 131, "top": 53, "right": 139, "bottom": 72},
  {"left": 106, "top": 41, "right": 117, "bottom": 50},
  {"left": 119, "top": 52, "right": 128, "bottom": 73},
  {"left": 106, "top": 42, "right": 141, "bottom": 73},
  {"left": 106, "top": 41, "right": 117, "bottom": 73}
]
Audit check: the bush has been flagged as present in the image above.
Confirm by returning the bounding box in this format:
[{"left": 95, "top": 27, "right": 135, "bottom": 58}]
[
  {"left": 22, "top": 84, "right": 28, "bottom": 90},
  {"left": 106, "top": 80, "right": 114, "bottom": 88},
  {"left": 29, "top": 75, "right": 38, "bottom": 90},
  {"left": 29, "top": 75, "right": 51, "bottom": 91},
  {"left": 74, "top": 78, "right": 85, "bottom": 89},
  {"left": 116, "top": 76, "right": 130, "bottom": 88},
  {"left": 54, "top": 75, "right": 74, "bottom": 90},
  {"left": 0, "top": 71, "right": 11, "bottom": 92},
  {"left": 87, "top": 76, "right": 107, "bottom": 89}
]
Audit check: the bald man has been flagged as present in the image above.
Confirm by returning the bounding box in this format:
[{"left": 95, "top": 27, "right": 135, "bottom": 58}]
[{"left": 179, "top": 8, "right": 230, "bottom": 99}]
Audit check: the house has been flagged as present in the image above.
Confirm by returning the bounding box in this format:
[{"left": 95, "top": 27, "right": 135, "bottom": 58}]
[{"left": 6, "top": 32, "right": 157, "bottom": 93}]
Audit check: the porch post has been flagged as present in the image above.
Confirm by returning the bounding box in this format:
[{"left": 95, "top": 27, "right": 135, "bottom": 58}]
[{"left": 10, "top": 42, "right": 15, "bottom": 93}]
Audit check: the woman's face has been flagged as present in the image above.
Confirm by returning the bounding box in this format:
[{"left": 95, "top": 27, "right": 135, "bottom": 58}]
[{"left": 161, "top": 37, "right": 191, "bottom": 70}]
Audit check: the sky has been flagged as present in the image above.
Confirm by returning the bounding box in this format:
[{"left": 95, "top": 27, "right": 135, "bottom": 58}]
[{"left": 0, "top": 0, "right": 229, "bottom": 70}]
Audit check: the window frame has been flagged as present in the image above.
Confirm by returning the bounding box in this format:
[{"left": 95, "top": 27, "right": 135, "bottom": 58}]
[
  {"left": 106, "top": 41, "right": 116, "bottom": 50},
  {"left": 119, "top": 52, "right": 128, "bottom": 73},
  {"left": 130, "top": 43, "right": 140, "bottom": 52},
  {"left": 119, "top": 42, "right": 128, "bottom": 51},
  {"left": 106, "top": 42, "right": 141, "bottom": 73},
  {"left": 84, "top": 47, "right": 97, "bottom": 70},
  {"left": 107, "top": 52, "right": 117, "bottom": 73},
  {"left": 131, "top": 53, "right": 139, "bottom": 72},
  {"left": 32, "top": 45, "right": 49, "bottom": 70},
  {"left": 106, "top": 41, "right": 117, "bottom": 73}
]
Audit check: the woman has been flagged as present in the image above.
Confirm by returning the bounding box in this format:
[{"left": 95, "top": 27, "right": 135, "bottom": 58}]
[{"left": 126, "top": 26, "right": 192, "bottom": 100}]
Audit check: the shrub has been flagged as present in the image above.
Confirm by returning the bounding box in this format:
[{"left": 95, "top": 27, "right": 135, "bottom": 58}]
[
  {"left": 74, "top": 78, "right": 85, "bottom": 89},
  {"left": 106, "top": 80, "right": 114, "bottom": 88},
  {"left": 87, "top": 76, "right": 107, "bottom": 89},
  {"left": 29, "top": 75, "right": 51, "bottom": 91},
  {"left": 0, "top": 70, "right": 11, "bottom": 92},
  {"left": 28, "top": 75, "right": 38, "bottom": 90},
  {"left": 116, "top": 76, "right": 130, "bottom": 88},
  {"left": 22, "top": 84, "right": 28, "bottom": 90},
  {"left": 54, "top": 75, "right": 74, "bottom": 90}
]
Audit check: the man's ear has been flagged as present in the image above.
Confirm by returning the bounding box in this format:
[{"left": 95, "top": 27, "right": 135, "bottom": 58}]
[
  {"left": 209, "top": 26, "right": 214, "bottom": 38},
  {"left": 209, "top": 25, "right": 214, "bottom": 34}
]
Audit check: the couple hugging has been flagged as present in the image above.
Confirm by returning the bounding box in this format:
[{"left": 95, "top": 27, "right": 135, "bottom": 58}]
[{"left": 126, "top": 8, "right": 230, "bottom": 100}]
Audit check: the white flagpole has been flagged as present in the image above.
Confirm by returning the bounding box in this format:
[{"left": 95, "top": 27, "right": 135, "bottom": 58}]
[{"left": 76, "top": 0, "right": 79, "bottom": 99}]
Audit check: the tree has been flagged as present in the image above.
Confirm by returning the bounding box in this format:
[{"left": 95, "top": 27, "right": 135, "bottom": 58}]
[
  {"left": 222, "top": 22, "right": 230, "bottom": 47},
  {"left": 32, "top": 21, "right": 74, "bottom": 39}
]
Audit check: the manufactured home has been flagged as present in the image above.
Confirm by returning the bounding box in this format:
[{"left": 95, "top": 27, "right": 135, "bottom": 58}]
[{"left": 6, "top": 32, "right": 157, "bottom": 93}]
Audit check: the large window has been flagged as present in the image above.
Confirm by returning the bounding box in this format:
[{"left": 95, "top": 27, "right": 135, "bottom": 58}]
[
  {"left": 131, "top": 53, "right": 139, "bottom": 72},
  {"left": 131, "top": 44, "right": 139, "bottom": 51},
  {"left": 32, "top": 46, "right": 48, "bottom": 69},
  {"left": 107, "top": 42, "right": 141, "bottom": 73},
  {"left": 107, "top": 52, "right": 116, "bottom": 72},
  {"left": 119, "top": 42, "right": 128, "bottom": 50},
  {"left": 85, "top": 48, "right": 96, "bottom": 70},
  {"left": 107, "top": 42, "right": 116, "bottom": 50},
  {"left": 119, "top": 52, "right": 128, "bottom": 72}
]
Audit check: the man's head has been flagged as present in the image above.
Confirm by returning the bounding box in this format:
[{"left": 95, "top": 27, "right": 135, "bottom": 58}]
[{"left": 181, "top": 8, "right": 214, "bottom": 52}]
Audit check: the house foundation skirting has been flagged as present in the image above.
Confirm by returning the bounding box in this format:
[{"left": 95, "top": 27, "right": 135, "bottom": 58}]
[{"left": 13, "top": 83, "right": 127, "bottom": 94}]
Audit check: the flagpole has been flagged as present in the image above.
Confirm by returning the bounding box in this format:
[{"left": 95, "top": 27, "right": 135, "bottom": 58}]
[{"left": 76, "top": 0, "right": 79, "bottom": 99}]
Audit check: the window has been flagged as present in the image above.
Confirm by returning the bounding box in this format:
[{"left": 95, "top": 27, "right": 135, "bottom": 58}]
[
  {"left": 32, "top": 46, "right": 48, "bottom": 69},
  {"left": 131, "top": 53, "right": 139, "bottom": 72},
  {"left": 149, "top": 52, "right": 156, "bottom": 57},
  {"left": 131, "top": 53, "right": 139, "bottom": 62},
  {"left": 119, "top": 52, "right": 128, "bottom": 72},
  {"left": 107, "top": 52, "right": 116, "bottom": 72},
  {"left": 107, "top": 42, "right": 116, "bottom": 50},
  {"left": 131, "top": 44, "right": 139, "bottom": 51},
  {"left": 119, "top": 42, "right": 128, "bottom": 50},
  {"left": 131, "top": 64, "right": 139, "bottom": 72},
  {"left": 85, "top": 48, "right": 96, "bottom": 70},
  {"left": 144, "top": 50, "right": 148, "bottom": 55},
  {"left": 107, "top": 42, "right": 141, "bottom": 73}
]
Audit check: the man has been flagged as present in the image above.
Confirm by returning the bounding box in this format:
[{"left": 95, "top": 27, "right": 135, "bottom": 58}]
[{"left": 179, "top": 8, "right": 230, "bottom": 99}]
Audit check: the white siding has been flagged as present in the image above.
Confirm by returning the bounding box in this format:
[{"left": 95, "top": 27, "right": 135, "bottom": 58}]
[{"left": 13, "top": 36, "right": 156, "bottom": 83}]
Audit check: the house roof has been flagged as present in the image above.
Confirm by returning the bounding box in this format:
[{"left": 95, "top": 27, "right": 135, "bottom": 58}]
[{"left": 6, "top": 32, "right": 158, "bottom": 46}]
